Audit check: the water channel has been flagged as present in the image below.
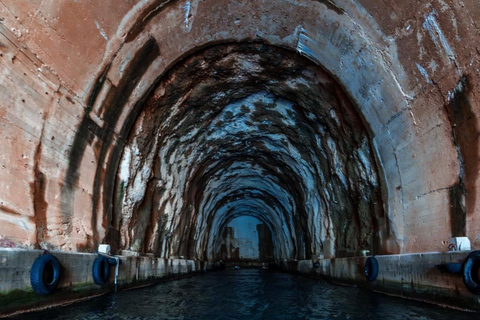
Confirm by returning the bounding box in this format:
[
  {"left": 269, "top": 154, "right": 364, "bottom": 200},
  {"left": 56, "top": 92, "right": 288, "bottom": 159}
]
[{"left": 8, "top": 269, "right": 475, "bottom": 319}]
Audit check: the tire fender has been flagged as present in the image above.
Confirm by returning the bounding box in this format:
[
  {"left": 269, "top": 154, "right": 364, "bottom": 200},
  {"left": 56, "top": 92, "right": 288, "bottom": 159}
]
[
  {"left": 463, "top": 250, "right": 480, "bottom": 294},
  {"left": 365, "top": 256, "right": 379, "bottom": 282},
  {"left": 92, "top": 255, "right": 111, "bottom": 286},
  {"left": 30, "top": 254, "right": 61, "bottom": 295}
]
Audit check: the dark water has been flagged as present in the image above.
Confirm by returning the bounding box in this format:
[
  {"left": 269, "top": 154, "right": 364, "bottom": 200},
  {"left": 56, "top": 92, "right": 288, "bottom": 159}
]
[{"left": 7, "top": 269, "right": 476, "bottom": 320}]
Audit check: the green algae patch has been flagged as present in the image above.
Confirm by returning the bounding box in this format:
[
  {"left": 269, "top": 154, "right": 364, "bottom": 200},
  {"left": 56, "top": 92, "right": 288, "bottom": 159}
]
[
  {"left": 0, "top": 288, "right": 35, "bottom": 306},
  {"left": 0, "top": 288, "right": 46, "bottom": 314},
  {"left": 0, "top": 285, "right": 111, "bottom": 317}
]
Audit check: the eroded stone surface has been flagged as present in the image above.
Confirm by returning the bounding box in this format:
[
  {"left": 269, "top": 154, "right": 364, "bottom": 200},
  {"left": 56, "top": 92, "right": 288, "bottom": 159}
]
[
  {"left": 0, "top": 0, "right": 479, "bottom": 260},
  {"left": 114, "top": 44, "right": 382, "bottom": 260}
]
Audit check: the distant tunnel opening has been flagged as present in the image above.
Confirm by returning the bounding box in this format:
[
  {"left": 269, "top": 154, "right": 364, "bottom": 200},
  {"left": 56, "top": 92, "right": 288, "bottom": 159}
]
[
  {"left": 217, "top": 216, "right": 274, "bottom": 265},
  {"left": 110, "top": 42, "right": 385, "bottom": 263}
]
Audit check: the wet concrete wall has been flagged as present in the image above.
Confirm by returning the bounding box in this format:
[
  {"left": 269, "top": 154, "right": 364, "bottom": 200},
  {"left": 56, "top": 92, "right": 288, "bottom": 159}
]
[
  {"left": 0, "top": 248, "right": 215, "bottom": 316},
  {"left": 279, "top": 251, "right": 480, "bottom": 312}
]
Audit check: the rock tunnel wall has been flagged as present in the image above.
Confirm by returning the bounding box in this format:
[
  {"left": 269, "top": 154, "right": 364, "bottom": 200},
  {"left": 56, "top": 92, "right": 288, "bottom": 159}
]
[
  {"left": 0, "top": 0, "right": 479, "bottom": 263},
  {"left": 115, "top": 42, "right": 383, "bottom": 261}
]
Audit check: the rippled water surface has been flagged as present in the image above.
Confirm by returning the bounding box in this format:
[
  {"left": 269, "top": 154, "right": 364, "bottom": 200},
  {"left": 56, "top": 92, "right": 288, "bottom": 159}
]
[{"left": 9, "top": 269, "right": 475, "bottom": 320}]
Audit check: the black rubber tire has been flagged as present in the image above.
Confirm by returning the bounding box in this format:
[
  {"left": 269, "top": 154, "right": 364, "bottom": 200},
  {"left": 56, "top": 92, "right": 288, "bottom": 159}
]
[
  {"left": 92, "top": 255, "right": 110, "bottom": 285},
  {"left": 463, "top": 250, "right": 480, "bottom": 294},
  {"left": 30, "top": 254, "right": 61, "bottom": 295},
  {"left": 365, "top": 256, "right": 379, "bottom": 282}
]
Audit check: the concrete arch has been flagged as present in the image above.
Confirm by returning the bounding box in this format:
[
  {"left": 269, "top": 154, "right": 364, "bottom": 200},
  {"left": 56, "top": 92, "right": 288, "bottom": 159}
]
[
  {"left": 0, "top": 0, "right": 468, "bottom": 258},
  {"left": 63, "top": 0, "right": 417, "bottom": 255}
]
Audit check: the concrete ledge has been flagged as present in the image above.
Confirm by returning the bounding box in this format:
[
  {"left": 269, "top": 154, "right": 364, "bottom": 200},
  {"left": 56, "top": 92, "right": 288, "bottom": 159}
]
[
  {"left": 276, "top": 251, "right": 480, "bottom": 312},
  {"left": 3, "top": 249, "right": 479, "bottom": 315},
  {"left": 0, "top": 249, "right": 218, "bottom": 317}
]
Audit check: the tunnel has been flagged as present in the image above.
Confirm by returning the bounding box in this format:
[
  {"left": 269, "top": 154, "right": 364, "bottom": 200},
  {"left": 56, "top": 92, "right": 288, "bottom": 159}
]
[
  {"left": 1, "top": 0, "right": 480, "bottom": 315},
  {"left": 107, "top": 42, "right": 384, "bottom": 262}
]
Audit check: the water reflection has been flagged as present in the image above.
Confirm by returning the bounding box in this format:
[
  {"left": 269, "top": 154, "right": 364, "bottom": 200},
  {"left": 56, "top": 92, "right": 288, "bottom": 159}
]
[{"left": 8, "top": 269, "right": 475, "bottom": 320}]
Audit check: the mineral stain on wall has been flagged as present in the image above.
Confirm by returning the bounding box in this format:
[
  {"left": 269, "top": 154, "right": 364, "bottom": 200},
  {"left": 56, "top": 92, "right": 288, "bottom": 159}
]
[{"left": 445, "top": 76, "right": 479, "bottom": 237}]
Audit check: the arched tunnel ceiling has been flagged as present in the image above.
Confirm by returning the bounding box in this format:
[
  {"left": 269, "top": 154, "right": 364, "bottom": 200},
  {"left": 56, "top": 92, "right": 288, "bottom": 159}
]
[
  {"left": 115, "top": 44, "right": 383, "bottom": 260},
  {"left": 60, "top": 0, "right": 414, "bottom": 260},
  {"left": 2, "top": 0, "right": 478, "bottom": 258}
]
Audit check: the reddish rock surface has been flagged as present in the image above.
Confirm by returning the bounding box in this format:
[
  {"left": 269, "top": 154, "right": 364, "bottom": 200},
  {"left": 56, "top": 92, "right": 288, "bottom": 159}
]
[{"left": 0, "top": 0, "right": 479, "bottom": 261}]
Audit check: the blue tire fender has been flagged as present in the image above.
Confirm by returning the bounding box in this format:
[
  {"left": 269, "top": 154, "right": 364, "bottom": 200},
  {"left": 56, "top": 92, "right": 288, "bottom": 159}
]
[
  {"left": 463, "top": 250, "right": 480, "bottom": 294},
  {"left": 365, "top": 256, "right": 379, "bottom": 282},
  {"left": 92, "top": 255, "right": 110, "bottom": 285},
  {"left": 30, "top": 254, "right": 61, "bottom": 295}
]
